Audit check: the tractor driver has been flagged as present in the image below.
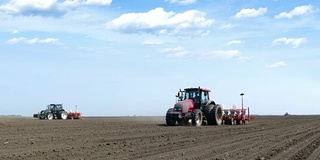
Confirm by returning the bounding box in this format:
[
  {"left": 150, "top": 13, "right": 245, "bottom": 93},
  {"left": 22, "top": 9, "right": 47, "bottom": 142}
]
[{"left": 194, "top": 93, "right": 201, "bottom": 108}]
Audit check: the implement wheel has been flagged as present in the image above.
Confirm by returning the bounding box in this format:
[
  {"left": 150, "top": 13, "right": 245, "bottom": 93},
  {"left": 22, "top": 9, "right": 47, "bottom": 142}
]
[{"left": 229, "top": 118, "right": 234, "bottom": 125}]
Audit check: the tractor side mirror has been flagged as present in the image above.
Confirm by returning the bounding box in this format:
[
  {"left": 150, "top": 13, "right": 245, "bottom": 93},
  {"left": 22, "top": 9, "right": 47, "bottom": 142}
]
[{"left": 176, "top": 91, "right": 183, "bottom": 101}]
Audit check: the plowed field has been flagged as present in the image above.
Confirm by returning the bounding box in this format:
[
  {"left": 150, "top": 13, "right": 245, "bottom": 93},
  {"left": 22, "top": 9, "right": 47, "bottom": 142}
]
[{"left": 0, "top": 116, "right": 319, "bottom": 160}]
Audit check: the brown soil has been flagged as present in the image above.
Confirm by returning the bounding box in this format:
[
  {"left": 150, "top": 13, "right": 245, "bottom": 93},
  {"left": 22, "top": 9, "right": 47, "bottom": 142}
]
[{"left": 0, "top": 116, "right": 319, "bottom": 160}]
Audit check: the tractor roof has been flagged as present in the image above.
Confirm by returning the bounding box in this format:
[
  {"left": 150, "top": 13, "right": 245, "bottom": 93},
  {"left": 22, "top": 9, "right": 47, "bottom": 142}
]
[{"left": 184, "top": 87, "right": 211, "bottom": 92}]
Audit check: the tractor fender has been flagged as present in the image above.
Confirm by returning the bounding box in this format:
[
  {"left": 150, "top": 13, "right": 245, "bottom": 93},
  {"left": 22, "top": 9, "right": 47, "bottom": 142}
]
[
  {"left": 39, "top": 110, "right": 46, "bottom": 115},
  {"left": 205, "top": 100, "right": 216, "bottom": 106}
]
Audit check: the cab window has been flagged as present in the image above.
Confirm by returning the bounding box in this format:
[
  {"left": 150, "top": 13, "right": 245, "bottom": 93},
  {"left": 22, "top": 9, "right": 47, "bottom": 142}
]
[{"left": 202, "top": 91, "right": 209, "bottom": 101}]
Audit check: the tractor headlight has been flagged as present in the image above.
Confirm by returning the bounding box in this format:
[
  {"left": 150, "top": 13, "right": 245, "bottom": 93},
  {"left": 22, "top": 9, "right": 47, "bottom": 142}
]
[{"left": 174, "top": 103, "right": 183, "bottom": 112}]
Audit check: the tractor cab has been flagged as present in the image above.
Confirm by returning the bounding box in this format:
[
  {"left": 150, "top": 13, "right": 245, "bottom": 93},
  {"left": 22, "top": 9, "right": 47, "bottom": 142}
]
[
  {"left": 176, "top": 87, "right": 210, "bottom": 103},
  {"left": 47, "top": 104, "right": 64, "bottom": 115},
  {"left": 47, "top": 104, "right": 62, "bottom": 110},
  {"left": 184, "top": 87, "right": 211, "bottom": 107}
]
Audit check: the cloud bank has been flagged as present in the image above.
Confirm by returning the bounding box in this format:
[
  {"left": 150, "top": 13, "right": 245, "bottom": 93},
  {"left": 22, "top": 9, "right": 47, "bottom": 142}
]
[
  {"left": 165, "top": 0, "right": 196, "bottom": 5},
  {"left": 227, "top": 40, "right": 242, "bottom": 45},
  {"left": 275, "top": 5, "right": 313, "bottom": 19},
  {"left": 0, "top": 0, "right": 112, "bottom": 17},
  {"left": 266, "top": 61, "right": 286, "bottom": 68},
  {"left": 106, "top": 7, "right": 214, "bottom": 36},
  {"left": 235, "top": 7, "right": 267, "bottom": 18},
  {"left": 161, "top": 47, "right": 240, "bottom": 59},
  {"left": 7, "top": 37, "right": 62, "bottom": 45},
  {"left": 272, "top": 37, "right": 307, "bottom": 48}
]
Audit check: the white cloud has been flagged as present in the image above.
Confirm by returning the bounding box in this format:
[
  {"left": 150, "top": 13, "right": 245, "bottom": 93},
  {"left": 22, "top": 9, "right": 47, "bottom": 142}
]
[
  {"left": 11, "top": 30, "right": 19, "bottom": 34},
  {"left": 227, "top": 40, "right": 242, "bottom": 45},
  {"left": 141, "top": 39, "right": 163, "bottom": 45},
  {"left": 60, "top": 0, "right": 81, "bottom": 8},
  {"left": 0, "top": 0, "right": 111, "bottom": 16},
  {"left": 275, "top": 5, "right": 313, "bottom": 19},
  {"left": 272, "top": 37, "right": 307, "bottom": 48},
  {"left": 199, "top": 50, "right": 241, "bottom": 59},
  {"left": 106, "top": 7, "right": 214, "bottom": 36},
  {"left": 235, "top": 7, "right": 267, "bottom": 18},
  {"left": 161, "top": 47, "right": 240, "bottom": 59},
  {"left": 237, "top": 56, "right": 253, "bottom": 62},
  {"left": 7, "top": 37, "right": 62, "bottom": 45},
  {"left": 165, "top": 0, "right": 196, "bottom": 5},
  {"left": 0, "top": 0, "right": 57, "bottom": 14},
  {"left": 219, "top": 23, "right": 234, "bottom": 30},
  {"left": 161, "top": 47, "right": 191, "bottom": 58},
  {"left": 83, "top": 0, "right": 112, "bottom": 5},
  {"left": 266, "top": 61, "right": 286, "bottom": 68}
]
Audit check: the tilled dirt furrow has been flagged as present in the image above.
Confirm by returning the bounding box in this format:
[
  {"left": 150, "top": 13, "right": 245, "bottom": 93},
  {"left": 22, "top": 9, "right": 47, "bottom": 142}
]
[
  {"left": 173, "top": 121, "right": 318, "bottom": 160},
  {"left": 253, "top": 124, "right": 320, "bottom": 160},
  {"left": 290, "top": 134, "right": 320, "bottom": 160},
  {"left": 306, "top": 137, "right": 320, "bottom": 160},
  {"left": 271, "top": 127, "right": 320, "bottom": 160},
  {"left": 1, "top": 116, "right": 319, "bottom": 160}
]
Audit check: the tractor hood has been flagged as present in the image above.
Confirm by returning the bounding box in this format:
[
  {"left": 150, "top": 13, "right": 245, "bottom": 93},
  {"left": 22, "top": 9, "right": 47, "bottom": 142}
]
[
  {"left": 40, "top": 109, "right": 49, "bottom": 114},
  {"left": 173, "top": 99, "right": 194, "bottom": 114}
]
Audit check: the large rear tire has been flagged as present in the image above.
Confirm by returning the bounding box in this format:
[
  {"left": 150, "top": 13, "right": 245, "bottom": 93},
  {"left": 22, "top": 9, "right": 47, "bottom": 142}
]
[
  {"left": 192, "top": 109, "right": 203, "bottom": 126},
  {"left": 60, "top": 111, "right": 68, "bottom": 120},
  {"left": 47, "top": 113, "right": 53, "bottom": 120},
  {"left": 166, "top": 108, "right": 176, "bottom": 126},
  {"left": 206, "top": 104, "right": 223, "bottom": 125}
]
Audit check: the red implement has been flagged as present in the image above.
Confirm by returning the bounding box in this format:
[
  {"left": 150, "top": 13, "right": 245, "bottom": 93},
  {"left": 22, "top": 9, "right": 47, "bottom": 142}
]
[
  {"left": 67, "top": 112, "right": 83, "bottom": 119},
  {"left": 222, "top": 107, "right": 254, "bottom": 125}
]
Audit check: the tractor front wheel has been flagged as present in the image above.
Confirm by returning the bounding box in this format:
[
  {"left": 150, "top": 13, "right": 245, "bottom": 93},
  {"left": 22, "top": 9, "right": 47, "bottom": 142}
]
[
  {"left": 39, "top": 114, "right": 45, "bottom": 120},
  {"left": 47, "top": 113, "right": 53, "bottom": 120},
  {"left": 192, "top": 109, "right": 203, "bottom": 126},
  {"left": 166, "top": 108, "right": 176, "bottom": 126}
]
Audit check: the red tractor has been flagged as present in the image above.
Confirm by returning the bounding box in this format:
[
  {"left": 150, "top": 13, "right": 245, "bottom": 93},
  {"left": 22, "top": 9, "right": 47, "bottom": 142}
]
[{"left": 166, "top": 87, "right": 223, "bottom": 126}]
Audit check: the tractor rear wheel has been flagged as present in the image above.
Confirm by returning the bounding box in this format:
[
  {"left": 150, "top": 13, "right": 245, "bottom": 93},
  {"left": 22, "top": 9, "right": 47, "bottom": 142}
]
[
  {"left": 206, "top": 104, "right": 223, "bottom": 125},
  {"left": 192, "top": 109, "right": 203, "bottom": 126},
  {"left": 166, "top": 108, "right": 176, "bottom": 126},
  {"left": 60, "top": 111, "right": 68, "bottom": 120},
  {"left": 47, "top": 113, "right": 53, "bottom": 120}
]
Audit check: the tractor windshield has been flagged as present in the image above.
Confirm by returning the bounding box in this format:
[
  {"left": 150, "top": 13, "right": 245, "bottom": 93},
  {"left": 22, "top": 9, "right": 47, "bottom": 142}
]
[
  {"left": 184, "top": 89, "right": 199, "bottom": 100},
  {"left": 48, "top": 104, "right": 62, "bottom": 110},
  {"left": 56, "top": 105, "right": 62, "bottom": 110},
  {"left": 48, "top": 105, "right": 54, "bottom": 110}
]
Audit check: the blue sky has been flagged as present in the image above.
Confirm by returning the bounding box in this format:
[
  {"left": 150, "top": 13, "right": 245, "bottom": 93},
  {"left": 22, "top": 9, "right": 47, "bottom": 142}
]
[{"left": 0, "top": 0, "right": 319, "bottom": 116}]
